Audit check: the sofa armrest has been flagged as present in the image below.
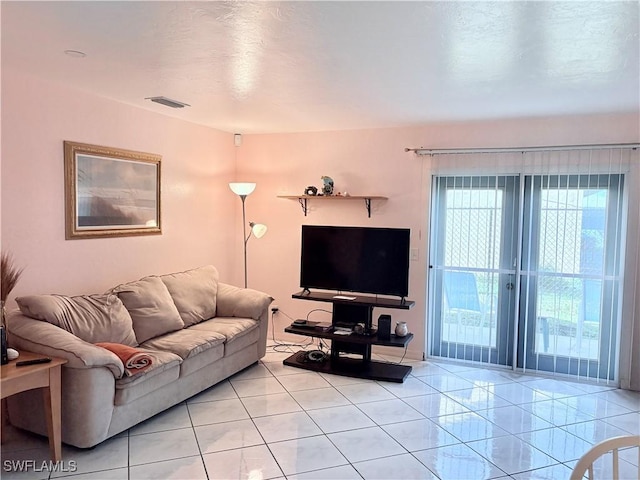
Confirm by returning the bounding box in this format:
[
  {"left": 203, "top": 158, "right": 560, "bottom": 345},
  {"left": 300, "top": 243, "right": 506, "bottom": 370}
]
[
  {"left": 7, "top": 311, "right": 125, "bottom": 378},
  {"left": 216, "top": 283, "right": 272, "bottom": 320}
]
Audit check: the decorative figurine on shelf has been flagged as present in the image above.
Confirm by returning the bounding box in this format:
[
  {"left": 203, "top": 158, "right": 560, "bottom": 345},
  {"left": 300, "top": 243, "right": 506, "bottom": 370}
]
[
  {"left": 321, "top": 176, "right": 334, "bottom": 196},
  {"left": 304, "top": 186, "right": 318, "bottom": 196}
]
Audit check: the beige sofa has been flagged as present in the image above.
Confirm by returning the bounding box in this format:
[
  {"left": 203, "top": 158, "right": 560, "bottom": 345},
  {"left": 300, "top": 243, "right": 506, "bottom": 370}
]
[{"left": 6, "top": 265, "right": 272, "bottom": 448}]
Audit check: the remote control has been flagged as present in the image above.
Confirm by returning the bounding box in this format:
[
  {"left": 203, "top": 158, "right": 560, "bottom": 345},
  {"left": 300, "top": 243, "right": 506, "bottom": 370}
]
[{"left": 15, "top": 357, "right": 52, "bottom": 366}]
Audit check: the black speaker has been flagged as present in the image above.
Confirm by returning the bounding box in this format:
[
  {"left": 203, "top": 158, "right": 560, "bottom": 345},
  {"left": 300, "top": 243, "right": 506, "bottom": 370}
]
[
  {"left": 1, "top": 326, "right": 8, "bottom": 365},
  {"left": 377, "top": 314, "right": 391, "bottom": 340}
]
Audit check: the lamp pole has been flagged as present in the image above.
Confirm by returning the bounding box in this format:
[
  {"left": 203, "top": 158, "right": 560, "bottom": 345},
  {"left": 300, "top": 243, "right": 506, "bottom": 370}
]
[
  {"left": 229, "top": 182, "right": 259, "bottom": 289},
  {"left": 240, "top": 194, "right": 248, "bottom": 288}
]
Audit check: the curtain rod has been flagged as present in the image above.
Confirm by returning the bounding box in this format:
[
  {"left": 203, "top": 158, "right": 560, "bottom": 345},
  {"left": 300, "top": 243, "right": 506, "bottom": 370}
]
[{"left": 405, "top": 143, "right": 640, "bottom": 156}]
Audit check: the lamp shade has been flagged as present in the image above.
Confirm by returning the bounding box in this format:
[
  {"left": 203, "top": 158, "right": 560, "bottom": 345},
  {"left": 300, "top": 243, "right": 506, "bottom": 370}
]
[
  {"left": 229, "top": 182, "right": 256, "bottom": 196},
  {"left": 250, "top": 222, "right": 268, "bottom": 239}
]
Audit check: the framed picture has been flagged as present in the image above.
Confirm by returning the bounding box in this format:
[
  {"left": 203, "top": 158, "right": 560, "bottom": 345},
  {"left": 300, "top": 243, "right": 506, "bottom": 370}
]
[{"left": 64, "top": 141, "right": 162, "bottom": 239}]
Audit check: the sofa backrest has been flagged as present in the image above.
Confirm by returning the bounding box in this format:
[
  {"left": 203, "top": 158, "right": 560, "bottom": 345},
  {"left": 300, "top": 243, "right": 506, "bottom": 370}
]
[
  {"left": 111, "top": 276, "right": 185, "bottom": 344},
  {"left": 15, "top": 293, "right": 138, "bottom": 346},
  {"left": 17, "top": 265, "right": 221, "bottom": 346},
  {"left": 159, "top": 265, "right": 219, "bottom": 327}
]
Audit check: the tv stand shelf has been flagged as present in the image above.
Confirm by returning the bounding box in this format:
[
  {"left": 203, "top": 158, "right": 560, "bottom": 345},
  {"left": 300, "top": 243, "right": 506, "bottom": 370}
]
[
  {"left": 277, "top": 195, "right": 387, "bottom": 217},
  {"left": 283, "top": 351, "right": 412, "bottom": 383},
  {"left": 285, "top": 325, "right": 414, "bottom": 348},
  {"left": 292, "top": 291, "right": 414, "bottom": 309},
  {"left": 284, "top": 291, "right": 415, "bottom": 382}
]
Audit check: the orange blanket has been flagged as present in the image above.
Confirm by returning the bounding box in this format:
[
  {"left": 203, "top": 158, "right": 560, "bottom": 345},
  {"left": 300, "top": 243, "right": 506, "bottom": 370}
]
[{"left": 96, "top": 342, "right": 153, "bottom": 377}]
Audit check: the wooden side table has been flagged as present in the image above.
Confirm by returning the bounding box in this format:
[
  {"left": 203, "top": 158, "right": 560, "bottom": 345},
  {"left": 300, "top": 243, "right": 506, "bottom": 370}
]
[{"left": 1, "top": 351, "right": 67, "bottom": 461}]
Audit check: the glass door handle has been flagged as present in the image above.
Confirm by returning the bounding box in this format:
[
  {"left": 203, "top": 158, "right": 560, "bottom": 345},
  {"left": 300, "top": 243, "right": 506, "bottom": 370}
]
[{"left": 506, "top": 282, "right": 514, "bottom": 290}]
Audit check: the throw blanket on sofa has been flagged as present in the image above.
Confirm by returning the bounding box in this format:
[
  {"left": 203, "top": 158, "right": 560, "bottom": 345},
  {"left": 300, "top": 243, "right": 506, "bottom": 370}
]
[{"left": 96, "top": 342, "right": 153, "bottom": 377}]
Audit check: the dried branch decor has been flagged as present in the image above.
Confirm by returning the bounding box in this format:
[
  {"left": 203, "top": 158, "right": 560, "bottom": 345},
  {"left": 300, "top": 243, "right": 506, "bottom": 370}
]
[{"left": 1, "top": 252, "right": 24, "bottom": 328}]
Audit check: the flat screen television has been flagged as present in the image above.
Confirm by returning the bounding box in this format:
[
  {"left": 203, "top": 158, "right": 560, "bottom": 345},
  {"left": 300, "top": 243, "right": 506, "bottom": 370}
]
[{"left": 300, "top": 225, "right": 410, "bottom": 298}]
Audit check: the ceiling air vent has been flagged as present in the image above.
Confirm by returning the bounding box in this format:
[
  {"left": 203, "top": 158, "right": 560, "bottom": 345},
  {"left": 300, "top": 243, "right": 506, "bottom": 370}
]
[{"left": 145, "top": 96, "right": 190, "bottom": 108}]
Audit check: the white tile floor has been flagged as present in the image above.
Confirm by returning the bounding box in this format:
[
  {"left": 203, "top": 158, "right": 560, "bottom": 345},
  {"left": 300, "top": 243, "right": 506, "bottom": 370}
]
[{"left": 2, "top": 343, "right": 639, "bottom": 480}]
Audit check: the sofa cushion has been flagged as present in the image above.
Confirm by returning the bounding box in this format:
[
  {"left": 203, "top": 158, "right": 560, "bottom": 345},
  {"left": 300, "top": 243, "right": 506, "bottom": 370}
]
[
  {"left": 16, "top": 294, "right": 138, "bottom": 346},
  {"left": 160, "top": 265, "right": 219, "bottom": 327},
  {"left": 114, "top": 349, "right": 182, "bottom": 405},
  {"left": 141, "top": 327, "right": 225, "bottom": 360},
  {"left": 191, "top": 317, "right": 260, "bottom": 356},
  {"left": 112, "top": 276, "right": 184, "bottom": 343},
  {"left": 178, "top": 345, "right": 226, "bottom": 377},
  {"left": 141, "top": 327, "right": 226, "bottom": 377}
]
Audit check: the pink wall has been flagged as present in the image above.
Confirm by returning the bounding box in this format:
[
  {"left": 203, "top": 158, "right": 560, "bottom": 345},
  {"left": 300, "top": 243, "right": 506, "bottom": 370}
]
[
  {"left": 237, "top": 114, "right": 640, "bottom": 362},
  {"left": 2, "top": 67, "right": 638, "bottom": 386},
  {"left": 1, "top": 69, "right": 240, "bottom": 305}
]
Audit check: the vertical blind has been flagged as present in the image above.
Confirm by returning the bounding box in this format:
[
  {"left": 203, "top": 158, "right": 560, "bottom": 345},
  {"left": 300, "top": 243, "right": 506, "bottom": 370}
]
[{"left": 425, "top": 145, "right": 639, "bottom": 383}]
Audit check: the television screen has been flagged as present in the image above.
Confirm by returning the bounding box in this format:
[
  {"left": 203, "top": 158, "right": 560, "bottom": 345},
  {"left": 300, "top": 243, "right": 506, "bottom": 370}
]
[{"left": 300, "top": 225, "right": 410, "bottom": 298}]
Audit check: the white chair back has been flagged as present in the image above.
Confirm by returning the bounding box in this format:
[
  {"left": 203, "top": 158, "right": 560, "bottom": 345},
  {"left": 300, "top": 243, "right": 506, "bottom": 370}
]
[{"left": 570, "top": 435, "right": 640, "bottom": 480}]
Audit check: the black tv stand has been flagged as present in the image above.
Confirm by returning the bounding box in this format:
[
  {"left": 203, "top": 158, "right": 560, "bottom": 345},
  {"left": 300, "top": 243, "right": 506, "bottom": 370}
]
[{"left": 283, "top": 291, "right": 415, "bottom": 382}]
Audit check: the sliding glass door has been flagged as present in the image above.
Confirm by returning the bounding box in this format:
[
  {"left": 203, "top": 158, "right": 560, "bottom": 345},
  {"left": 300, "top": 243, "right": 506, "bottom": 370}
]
[
  {"left": 429, "top": 176, "right": 519, "bottom": 366},
  {"left": 518, "top": 174, "right": 624, "bottom": 379},
  {"left": 429, "top": 172, "right": 625, "bottom": 380}
]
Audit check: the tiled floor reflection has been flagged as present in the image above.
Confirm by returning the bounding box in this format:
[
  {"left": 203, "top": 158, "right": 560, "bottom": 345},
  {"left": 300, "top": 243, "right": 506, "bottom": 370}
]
[{"left": 2, "top": 341, "right": 639, "bottom": 479}]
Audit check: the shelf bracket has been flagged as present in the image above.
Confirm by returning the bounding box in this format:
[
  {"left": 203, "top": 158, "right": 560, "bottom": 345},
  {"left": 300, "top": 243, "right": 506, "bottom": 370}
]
[
  {"left": 364, "top": 198, "right": 372, "bottom": 217},
  {"left": 298, "top": 197, "right": 308, "bottom": 216}
]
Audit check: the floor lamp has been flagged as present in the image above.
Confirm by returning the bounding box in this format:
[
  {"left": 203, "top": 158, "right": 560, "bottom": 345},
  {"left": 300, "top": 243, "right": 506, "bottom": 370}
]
[{"left": 229, "top": 182, "right": 267, "bottom": 288}]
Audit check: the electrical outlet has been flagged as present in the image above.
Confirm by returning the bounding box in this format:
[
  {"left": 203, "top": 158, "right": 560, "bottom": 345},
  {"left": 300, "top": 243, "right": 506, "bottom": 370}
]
[
  {"left": 271, "top": 305, "right": 279, "bottom": 314},
  {"left": 410, "top": 248, "right": 419, "bottom": 261}
]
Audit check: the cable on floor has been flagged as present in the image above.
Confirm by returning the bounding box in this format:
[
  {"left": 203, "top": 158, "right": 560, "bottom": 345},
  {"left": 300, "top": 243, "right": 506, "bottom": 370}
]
[{"left": 267, "top": 308, "right": 314, "bottom": 352}]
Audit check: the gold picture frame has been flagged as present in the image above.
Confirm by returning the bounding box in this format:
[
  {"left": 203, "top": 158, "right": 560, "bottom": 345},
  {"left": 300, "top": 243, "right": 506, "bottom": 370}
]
[{"left": 64, "top": 141, "right": 162, "bottom": 239}]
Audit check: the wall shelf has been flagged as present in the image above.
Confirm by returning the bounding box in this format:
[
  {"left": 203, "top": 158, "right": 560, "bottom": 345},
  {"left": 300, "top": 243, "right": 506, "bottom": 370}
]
[{"left": 277, "top": 195, "right": 387, "bottom": 217}]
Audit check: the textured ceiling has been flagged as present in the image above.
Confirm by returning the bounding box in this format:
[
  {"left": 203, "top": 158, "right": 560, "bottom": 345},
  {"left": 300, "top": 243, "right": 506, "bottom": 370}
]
[{"left": 2, "top": 1, "right": 639, "bottom": 134}]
